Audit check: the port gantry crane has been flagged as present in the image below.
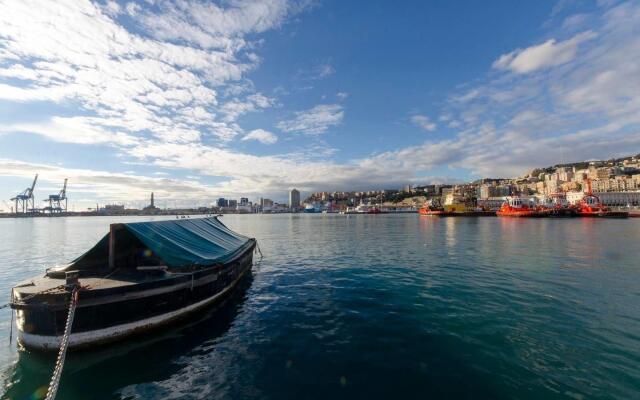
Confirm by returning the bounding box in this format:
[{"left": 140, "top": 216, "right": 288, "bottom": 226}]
[
  {"left": 10, "top": 174, "right": 38, "bottom": 214},
  {"left": 43, "top": 178, "right": 68, "bottom": 213}
]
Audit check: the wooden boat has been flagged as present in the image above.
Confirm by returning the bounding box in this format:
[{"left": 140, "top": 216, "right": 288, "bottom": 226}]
[{"left": 9, "top": 217, "right": 256, "bottom": 351}]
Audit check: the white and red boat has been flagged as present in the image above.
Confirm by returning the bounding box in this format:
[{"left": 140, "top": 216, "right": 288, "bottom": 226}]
[
  {"left": 496, "top": 197, "right": 543, "bottom": 217},
  {"left": 574, "top": 180, "right": 628, "bottom": 218},
  {"left": 418, "top": 199, "right": 449, "bottom": 216}
]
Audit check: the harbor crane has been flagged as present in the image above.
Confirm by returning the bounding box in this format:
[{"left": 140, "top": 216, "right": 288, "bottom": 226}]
[
  {"left": 43, "top": 178, "right": 68, "bottom": 213},
  {"left": 10, "top": 174, "right": 38, "bottom": 214}
]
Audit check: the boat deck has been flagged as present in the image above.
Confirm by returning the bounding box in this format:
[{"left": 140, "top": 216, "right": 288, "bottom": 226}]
[{"left": 14, "top": 270, "right": 178, "bottom": 296}]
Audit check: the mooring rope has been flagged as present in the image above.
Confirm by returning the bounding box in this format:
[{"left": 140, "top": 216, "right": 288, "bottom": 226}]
[
  {"left": 254, "top": 241, "right": 264, "bottom": 268},
  {"left": 45, "top": 286, "right": 79, "bottom": 400},
  {"left": 9, "top": 310, "right": 14, "bottom": 345}
]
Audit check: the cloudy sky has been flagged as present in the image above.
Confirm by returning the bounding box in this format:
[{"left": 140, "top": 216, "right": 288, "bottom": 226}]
[{"left": 1, "top": 0, "right": 639, "bottom": 210}]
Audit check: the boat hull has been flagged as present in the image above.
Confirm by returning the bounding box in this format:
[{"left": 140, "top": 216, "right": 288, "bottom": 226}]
[
  {"left": 576, "top": 211, "right": 629, "bottom": 218},
  {"left": 496, "top": 210, "right": 545, "bottom": 217},
  {"left": 13, "top": 241, "right": 255, "bottom": 351},
  {"left": 418, "top": 208, "right": 448, "bottom": 216},
  {"left": 419, "top": 209, "right": 496, "bottom": 217}
]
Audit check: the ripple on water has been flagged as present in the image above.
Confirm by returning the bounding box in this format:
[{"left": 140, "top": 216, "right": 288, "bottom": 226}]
[{"left": 1, "top": 215, "right": 640, "bottom": 399}]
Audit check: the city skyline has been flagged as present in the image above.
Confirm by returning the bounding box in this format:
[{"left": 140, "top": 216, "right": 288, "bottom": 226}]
[{"left": 1, "top": 1, "right": 640, "bottom": 210}]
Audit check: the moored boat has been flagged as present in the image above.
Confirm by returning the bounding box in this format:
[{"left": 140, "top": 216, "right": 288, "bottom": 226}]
[
  {"left": 354, "top": 203, "right": 383, "bottom": 214},
  {"left": 304, "top": 204, "right": 320, "bottom": 213},
  {"left": 539, "top": 192, "right": 577, "bottom": 217},
  {"left": 574, "top": 180, "right": 629, "bottom": 218},
  {"left": 574, "top": 193, "right": 629, "bottom": 218},
  {"left": 9, "top": 217, "right": 256, "bottom": 351},
  {"left": 418, "top": 199, "right": 449, "bottom": 216},
  {"left": 497, "top": 197, "right": 544, "bottom": 217}
]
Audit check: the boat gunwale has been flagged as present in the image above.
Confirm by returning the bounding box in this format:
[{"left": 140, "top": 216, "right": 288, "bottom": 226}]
[{"left": 10, "top": 238, "right": 256, "bottom": 311}]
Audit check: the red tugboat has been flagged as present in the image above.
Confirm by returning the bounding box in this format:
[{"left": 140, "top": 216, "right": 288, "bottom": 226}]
[
  {"left": 574, "top": 179, "right": 628, "bottom": 218},
  {"left": 496, "top": 197, "right": 543, "bottom": 217},
  {"left": 418, "top": 199, "right": 451, "bottom": 216}
]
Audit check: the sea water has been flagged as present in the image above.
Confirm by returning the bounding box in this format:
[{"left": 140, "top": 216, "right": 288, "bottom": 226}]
[{"left": 1, "top": 214, "right": 639, "bottom": 399}]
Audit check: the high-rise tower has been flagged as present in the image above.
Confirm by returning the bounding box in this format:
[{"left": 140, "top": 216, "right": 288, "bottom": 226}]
[{"left": 289, "top": 188, "right": 300, "bottom": 209}]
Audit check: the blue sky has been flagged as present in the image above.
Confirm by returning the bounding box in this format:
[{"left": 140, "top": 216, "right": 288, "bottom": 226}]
[{"left": 1, "top": 0, "right": 639, "bottom": 209}]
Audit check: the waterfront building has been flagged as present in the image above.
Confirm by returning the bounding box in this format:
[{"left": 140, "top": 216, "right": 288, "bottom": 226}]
[
  {"left": 260, "top": 198, "right": 274, "bottom": 212},
  {"left": 100, "top": 204, "right": 125, "bottom": 214},
  {"left": 478, "top": 184, "right": 511, "bottom": 199},
  {"left": 228, "top": 199, "right": 238, "bottom": 208},
  {"left": 567, "top": 191, "right": 640, "bottom": 206},
  {"left": 289, "top": 189, "right": 300, "bottom": 209},
  {"left": 240, "top": 197, "right": 249, "bottom": 206},
  {"left": 597, "top": 191, "right": 640, "bottom": 206},
  {"left": 217, "top": 198, "right": 228, "bottom": 207}
]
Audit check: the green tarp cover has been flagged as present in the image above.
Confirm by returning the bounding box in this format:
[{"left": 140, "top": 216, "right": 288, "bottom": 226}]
[
  {"left": 123, "top": 217, "right": 251, "bottom": 268},
  {"left": 66, "top": 217, "right": 250, "bottom": 271}
]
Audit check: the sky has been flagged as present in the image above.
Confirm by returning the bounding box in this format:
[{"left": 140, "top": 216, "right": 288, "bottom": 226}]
[{"left": 1, "top": 0, "right": 639, "bottom": 210}]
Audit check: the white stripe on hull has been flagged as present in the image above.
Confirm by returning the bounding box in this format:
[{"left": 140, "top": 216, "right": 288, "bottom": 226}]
[{"left": 18, "top": 266, "right": 250, "bottom": 351}]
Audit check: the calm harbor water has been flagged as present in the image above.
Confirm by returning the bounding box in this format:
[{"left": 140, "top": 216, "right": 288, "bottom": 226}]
[{"left": 0, "top": 214, "right": 639, "bottom": 399}]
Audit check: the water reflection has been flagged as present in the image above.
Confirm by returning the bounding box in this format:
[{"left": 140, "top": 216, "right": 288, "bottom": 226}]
[
  {"left": 444, "top": 217, "right": 457, "bottom": 250},
  {"left": 2, "top": 272, "right": 254, "bottom": 400}
]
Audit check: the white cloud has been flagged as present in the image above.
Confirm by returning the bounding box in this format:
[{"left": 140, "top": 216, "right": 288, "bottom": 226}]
[
  {"left": 103, "top": 0, "right": 121, "bottom": 16},
  {"left": 410, "top": 115, "right": 437, "bottom": 132},
  {"left": 0, "top": 0, "right": 286, "bottom": 144},
  {"left": 296, "top": 61, "right": 336, "bottom": 81},
  {"left": 125, "top": 2, "right": 141, "bottom": 16},
  {"left": 315, "top": 63, "right": 335, "bottom": 78},
  {"left": 276, "top": 104, "right": 344, "bottom": 134},
  {"left": 420, "top": 2, "right": 640, "bottom": 178},
  {"left": 0, "top": 117, "right": 139, "bottom": 146},
  {"left": 220, "top": 93, "right": 275, "bottom": 122},
  {"left": 138, "top": 0, "right": 311, "bottom": 50},
  {"left": 2, "top": 0, "right": 640, "bottom": 204},
  {"left": 242, "top": 129, "right": 278, "bottom": 144},
  {"left": 493, "top": 31, "right": 596, "bottom": 74}
]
